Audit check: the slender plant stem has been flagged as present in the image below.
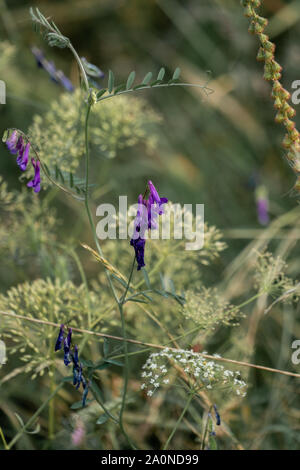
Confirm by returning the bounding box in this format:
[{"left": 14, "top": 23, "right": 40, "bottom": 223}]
[
  {"left": 163, "top": 392, "right": 194, "bottom": 450},
  {"left": 96, "top": 82, "right": 213, "bottom": 105},
  {"left": 122, "top": 257, "right": 136, "bottom": 303},
  {"left": 7, "top": 383, "right": 64, "bottom": 450},
  {"left": 68, "top": 43, "right": 89, "bottom": 92},
  {"left": 201, "top": 407, "right": 212, "bottom": 450},
  {"left": 48, "top": 302, "right": 56, "bottom": 440},
  {"left": 83, "top": 101, "right": 135, "bottom": 449},
  {"left": 2, "top": 309, "right": 300, "bottom": 379},
  {"left": 0, "top": 425, "right": 8, "bottom": 450},
  {"left": 117, "top": 257, "right": 137, "bottom": 449}
]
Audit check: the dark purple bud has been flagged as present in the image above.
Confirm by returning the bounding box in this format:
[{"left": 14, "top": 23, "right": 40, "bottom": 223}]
[
  {"left": 130, "top": 237, "right": 145, "bottom": 271},
  {"left": 73, "top": 344, "right": 79, "bottom": 368},
  {"left": 63, "top": 328, "right": 72, "bottom": 366},
  {"left": 76, "top": 363, "right": 83, "bottom": 390},
  {"left": 82, "top": 380, "right": 90, "bottom": 407},
  {"left": 54, "top": 324, "right": 64, "bottom": 352},
  {"left": 213, "top": 404, "right": 221, "bottom": 426},
  {"left": 73, "top": 365, "right": 79, "bottom": 386}
]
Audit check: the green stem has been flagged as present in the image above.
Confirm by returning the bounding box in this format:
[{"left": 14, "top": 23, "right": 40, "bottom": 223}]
[
  {"left": 163, "top": 392, "right": 194, "bottom": 450},
  {"left": 7, "top": 383, "right": 64, "bottom": 450},
  {"left": 48, "top": 300, "right": 56, "bottom": 440},
  {"left": 121, "top": 257, "right": 136, "bottom": 303},
  {"left": 201, "top": 407, "right": 213, "bottom": 450},
  {"left": 0, "top": 425, "right": 8, "bottom": 450},
  {"left": 68, "top": 43, "right": 89, "bottom": 93},
  {"left": 83, "top": 102, "right": 135, "bottom": 449}
]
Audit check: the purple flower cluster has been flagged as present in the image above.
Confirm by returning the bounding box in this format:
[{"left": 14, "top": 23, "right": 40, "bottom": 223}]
[
  {"left": 55, "top": 325, "right": 90, "bottom": 407},
  {"left": 5, "top": 131, "right": 41, "bottom": 193},
  {"left": 32, "top": 46, "right": 74, "bottom": 92},
  {"left": 130, "top": 180, "right": 168, "bottom": 270}
]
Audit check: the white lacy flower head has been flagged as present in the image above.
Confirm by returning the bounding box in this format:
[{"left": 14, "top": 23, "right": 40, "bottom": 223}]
[{"left": 140, "top": 348, "right": 247, "bottom": 398}]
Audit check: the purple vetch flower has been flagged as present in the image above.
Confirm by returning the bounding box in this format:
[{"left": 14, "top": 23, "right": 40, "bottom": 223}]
[
  {"left": 255, "top": 185, "right": 269, "bottom": 226},
  {"left": 213, "top": 404, "right": 221, "bottom": 426},
  {"left": 27, "top": 158, "right": 41, "bottom": 193},
  {"left": 5, "top": 131, "right": 31, "bottom": 172},
  {"left": 31, "top": 46, "right": 74, "bottom": 92},
  {"left": 130, "top": 181, "right": 168, "bottom": 270},
  {"left": 18, "top": 142, "right": 30, "bottom": 171},
  {"left": 4, "top": 131, "right": 41, "bottom": 193},
  {"left": 55, "top": 324, "right": 65, "bottom": 352},
  {"left": 56, "top": 70, "right": 74, "bottom": 92},
  {"left": 6, "top": 130, "right": 18, "bottom": 154},
  {"left": 257, "top": 198, "right": 269, "bottom": 225},
  {"left": 31, "top": 46, "right": 44, "bottom": 68},
  {"left": 71, "top": 419, "right": 85, "bottom": 447}
]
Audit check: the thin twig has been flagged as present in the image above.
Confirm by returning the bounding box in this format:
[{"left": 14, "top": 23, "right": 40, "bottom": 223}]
[{"left": 1, "top": 310, "right": 300, "bottom": 379}]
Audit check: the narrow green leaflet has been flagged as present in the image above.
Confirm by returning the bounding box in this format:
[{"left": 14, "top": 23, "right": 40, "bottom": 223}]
[
  {"left": 126, "top": 71, "right": 136, "bottom": 90},
  {"left": 108, "top": 70, "right": 115, "bottom": 93}
]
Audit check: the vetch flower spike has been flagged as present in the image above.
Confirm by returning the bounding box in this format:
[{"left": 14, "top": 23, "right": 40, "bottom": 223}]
[
  {"left": 130, "top": 180, "right": 168, "bottom": 270},
  {"left": 31, "top": 46, "right": 74, "bottom": 92}
]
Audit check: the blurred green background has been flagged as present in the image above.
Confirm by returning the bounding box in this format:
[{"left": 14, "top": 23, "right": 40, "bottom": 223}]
[
  {"left": 1, "top": 0, "right": 300, "bottom": 450},
  {"left": 1, "top": 0, "right": 300, "bottom": 228}
]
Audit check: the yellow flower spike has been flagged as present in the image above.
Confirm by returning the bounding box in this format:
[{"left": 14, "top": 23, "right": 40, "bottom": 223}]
[
  {"left": 258, "top": 33, "right": 269, "bottom": 44},
  {"left": 244, "top": 4, "right": 254, "bottom": 17},
  {"left": 256, "top": 47, "right": 265, "bottom": 62},
  {"left": 273, "top": 97, "right": 282, "bottom": 109},
  {"left": 242, "top": 0, "right": 300, "bottom": 191},
  {"left": 282, "top": 134, "right": 293, "bottom": 149},
  {"left": 284, "top": 119, "right": 296, "bottom": 132}
]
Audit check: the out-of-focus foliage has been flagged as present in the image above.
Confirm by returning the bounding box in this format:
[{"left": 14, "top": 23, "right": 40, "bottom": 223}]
[{"left": 28, "top": 89, "right": 161, "bottom": 174}]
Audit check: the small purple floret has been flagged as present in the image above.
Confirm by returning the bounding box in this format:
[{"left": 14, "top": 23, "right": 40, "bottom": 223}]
[
  {"left": 27, "top": 158, "right": 41, "bottom": 193},
  {"left": 55, "top": 324, "right": 65, "bottom": 352}
]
